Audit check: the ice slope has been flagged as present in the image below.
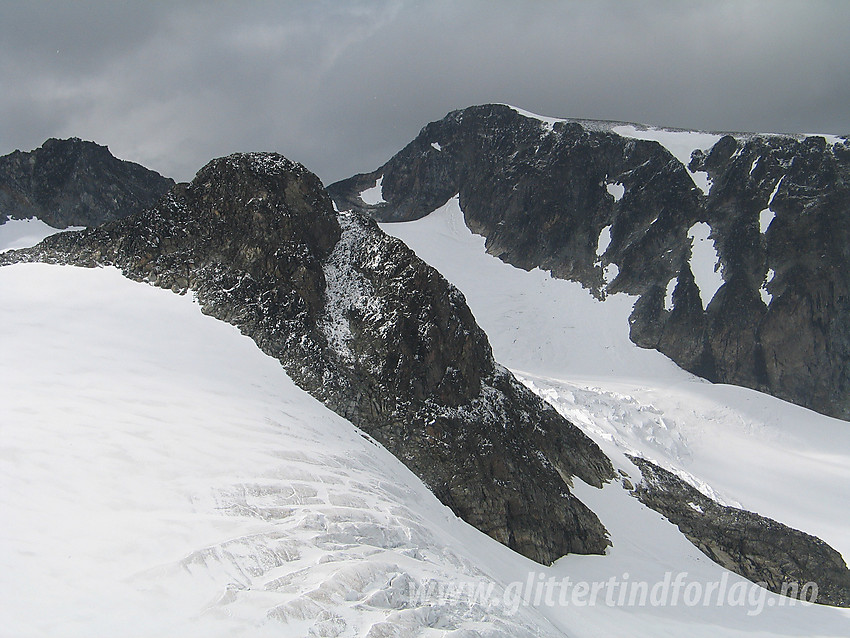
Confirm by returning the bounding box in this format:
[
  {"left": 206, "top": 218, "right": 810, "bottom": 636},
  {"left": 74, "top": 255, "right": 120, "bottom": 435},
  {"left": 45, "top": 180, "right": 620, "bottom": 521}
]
[
  {"left": 380, "top": 198, "right": 850, "bottom": 598},
  {"left": 0, "top": 263, "right": 562, "bottom": 637}
]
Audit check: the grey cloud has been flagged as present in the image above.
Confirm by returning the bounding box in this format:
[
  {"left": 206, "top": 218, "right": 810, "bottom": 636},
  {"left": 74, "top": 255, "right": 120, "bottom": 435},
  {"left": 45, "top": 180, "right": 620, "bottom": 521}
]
[{"left": 2, "top": 0, "right": 849, "bottom": 185}]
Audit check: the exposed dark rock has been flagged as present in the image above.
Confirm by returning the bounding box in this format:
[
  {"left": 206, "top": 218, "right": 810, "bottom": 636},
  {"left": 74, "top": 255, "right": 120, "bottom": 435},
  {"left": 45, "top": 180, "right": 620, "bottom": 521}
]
[
  {"left": 1, "top": 151, "right": 614, "bottom": 565},
  {"left": 627, "top": 455, "right": 850, "bottom": 607},
  {"left": 328, "top": 104, "right": 850, "bottom": 420},
  {"left": 0, "top": 137, "right": 174, "bottom": 228}
]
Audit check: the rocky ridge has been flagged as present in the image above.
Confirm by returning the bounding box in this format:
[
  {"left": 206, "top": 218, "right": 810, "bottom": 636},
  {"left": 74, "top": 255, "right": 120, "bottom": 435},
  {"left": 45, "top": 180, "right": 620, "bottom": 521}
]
[
  {"left": 628, "top": 455, "right": 850, "bottom": 607},
  {"left": 0, "top": 152, "right": 614, "bottom": 565},
  {"left": 0, "top": 137, "right": 174, "bottom": 228},
  {"left": 328, "top": 104, "right": 850, "bottom": 420}
]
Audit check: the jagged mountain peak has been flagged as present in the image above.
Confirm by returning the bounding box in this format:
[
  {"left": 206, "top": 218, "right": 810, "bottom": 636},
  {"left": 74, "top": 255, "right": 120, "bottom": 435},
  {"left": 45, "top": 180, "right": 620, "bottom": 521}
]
[{"left": 329, "top": 104, "right": 850, "bottom": 420}]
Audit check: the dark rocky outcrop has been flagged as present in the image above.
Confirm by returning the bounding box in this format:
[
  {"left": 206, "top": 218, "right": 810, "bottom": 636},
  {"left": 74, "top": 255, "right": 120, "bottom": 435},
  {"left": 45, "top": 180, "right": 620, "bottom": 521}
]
[
  {"left": 329, "top": 104, "right": 850, "bottom": 420},
  {"left": 0, "top": 137, "right": 174, "bottom": 228},
  {"left": 1, "top": 152, "right": 614, "bottom": 564},
  {"left": 628, "top": 455, "right": 850, "bottom": 607}
]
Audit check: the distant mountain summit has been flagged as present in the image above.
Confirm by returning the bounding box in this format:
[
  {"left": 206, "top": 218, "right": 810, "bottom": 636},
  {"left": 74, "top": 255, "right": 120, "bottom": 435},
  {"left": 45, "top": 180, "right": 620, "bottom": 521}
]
[
  {"left": 329, "top": 104, "right": 850, "bottom": 420},
  {"left": 0, "top": 137, "right": 174, "bottom": 228}
]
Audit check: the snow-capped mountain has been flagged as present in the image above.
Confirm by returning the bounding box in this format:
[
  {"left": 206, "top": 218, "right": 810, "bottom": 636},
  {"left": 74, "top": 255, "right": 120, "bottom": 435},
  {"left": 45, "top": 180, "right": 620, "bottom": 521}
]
[
  {"left": 329, "top": 104, "right": 850, "bottom": 421},
  {"left": 3, "top": 110, "right": 850, "bottom": 637}
]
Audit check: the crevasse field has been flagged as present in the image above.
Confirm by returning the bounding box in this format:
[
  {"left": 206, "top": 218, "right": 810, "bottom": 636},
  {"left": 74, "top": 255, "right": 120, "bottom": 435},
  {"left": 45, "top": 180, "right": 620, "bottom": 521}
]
[{"left": 2, "top": 191, "right": 850, "bottom": 637}]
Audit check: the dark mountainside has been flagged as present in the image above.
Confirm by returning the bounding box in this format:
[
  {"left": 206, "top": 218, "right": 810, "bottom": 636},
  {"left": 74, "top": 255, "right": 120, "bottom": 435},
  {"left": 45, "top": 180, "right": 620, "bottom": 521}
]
[
  {"left": 628, "top": 456, "right": 850, "bottom": 607},
  {"left": 328, "top": 104, "right": 850, "bottom": 421},
  {"left": 0, "top": 152, "right": 614, "bottom": 565},
  {"left": 0, "top": 137, "right": 174, "bottom": 228}
]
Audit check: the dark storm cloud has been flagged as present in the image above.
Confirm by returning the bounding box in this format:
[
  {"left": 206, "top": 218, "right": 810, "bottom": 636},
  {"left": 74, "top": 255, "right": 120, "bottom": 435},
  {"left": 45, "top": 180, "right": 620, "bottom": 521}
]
[{"left": 2, "top": 0, "right": 849, "bottom": 184}]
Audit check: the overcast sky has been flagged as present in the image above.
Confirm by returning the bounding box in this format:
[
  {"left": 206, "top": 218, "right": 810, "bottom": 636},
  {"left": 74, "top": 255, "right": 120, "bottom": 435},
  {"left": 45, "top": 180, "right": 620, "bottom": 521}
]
[{"left": 2, "top": 0, "right": 849, "bottom": 184}]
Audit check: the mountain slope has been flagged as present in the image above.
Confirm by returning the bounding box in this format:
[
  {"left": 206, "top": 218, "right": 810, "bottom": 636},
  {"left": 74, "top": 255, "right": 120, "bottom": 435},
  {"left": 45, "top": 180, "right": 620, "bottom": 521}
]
[
  {"left": 1, "top": 152, "right": 613, "bottom": 565},
  {"left": 0, "top": 137, "right": 174, "bottom": 228},
  {"left": 0, "top": 263, "right": 562, "bottom": 637},
  {"left": 377, "top": 195, "right": 850, "bottom": 608},
  {"left": 328, "top": 104, "right": 850, "bottom": 420},
  {"left": 4, "top": 263, "right": 850, "bottom": 637}
]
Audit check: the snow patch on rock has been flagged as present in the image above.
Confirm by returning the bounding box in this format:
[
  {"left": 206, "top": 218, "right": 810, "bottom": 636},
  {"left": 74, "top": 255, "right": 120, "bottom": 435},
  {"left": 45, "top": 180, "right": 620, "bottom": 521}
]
[
  {"left": 503, "top": 104, "right": 563, "bottom": 131},
  {"left": 359, "top": 176, "right": 386, "bottom": 205},
  {"left": 759, "top": 176, "right": 784, "bottom": 234},
  {"left": 320, "top": 213, "right": 384, "bottom": 364},
  {"left": 760, "top": 268, "right": 775, "bottom": 306},
  {"left": 596, "top": 225, "right": 612, "bottom": 257},
  {"left": 687, "top": 222, "right": 723, "bottom": 309},
  {"left": 606, "top": 182, "right": 625, "bottom": 202},
  {"left": 664, "top": 277, "right": 677, "bottom": 312}
]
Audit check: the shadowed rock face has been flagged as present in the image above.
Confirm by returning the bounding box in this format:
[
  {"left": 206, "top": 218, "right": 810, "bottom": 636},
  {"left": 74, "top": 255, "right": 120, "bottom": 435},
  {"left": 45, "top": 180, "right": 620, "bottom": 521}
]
[
  {"left": 0, "top": 137, "right": 174, "bottom": 228},
  {"left": 1, "top": 152, "right": 614, "bottom": 565},
  {"left": 328, "top": 104, "right": 850, "bottom": 420},
  {"left": 627, "top": 456, "right": 850, "bottom": 607}
]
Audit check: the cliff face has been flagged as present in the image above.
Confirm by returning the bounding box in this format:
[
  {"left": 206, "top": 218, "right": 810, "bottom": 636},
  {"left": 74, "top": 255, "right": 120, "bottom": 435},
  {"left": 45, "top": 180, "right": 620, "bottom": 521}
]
[
  {"left": 1, "top": 152, "right": 614, "bottom": 565},
  {"left": 328, "top": 104, "right": 850, "bottom": 420},
  {"left": 0, "top": 137, "right": 174, "bottom": 228}
]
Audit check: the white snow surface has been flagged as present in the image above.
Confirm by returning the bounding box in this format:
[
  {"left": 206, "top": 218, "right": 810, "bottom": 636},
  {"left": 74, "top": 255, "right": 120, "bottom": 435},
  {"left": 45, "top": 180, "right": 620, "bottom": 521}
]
[
  {"left": 358, "top": 176, "right": 385, "bottom": 205},
  {"left": 664, "top": 277, "right": 677, "bottom": 312},
  {"left": 605, "top": 182, "right": 624, "bottom": 202},
  {"left": 0, "top": 263, "right": 562, "bottom": 637},
  {"left": 0, "top": 218, "right": 83, "bottom": 252},
  {"left": 761, "top": 268, "right": 776, "bottom": 306},
  {"left": 690, "top": 170, "right": 713, "bottom": 195},
  {"left": 504, "top": 104, "right": 563, "bottom": 130},
  {"left": 595, "top": 224, "right": 612, "bottom": 257},
  {"left": 759, "top": 175, "right": 784, "bottom": 234},
  {"left": 687, "top": 222, "right": 724, "bottom": 309},
  {"left": 759, "top": 208, "right": 776, "bottom": 234}
]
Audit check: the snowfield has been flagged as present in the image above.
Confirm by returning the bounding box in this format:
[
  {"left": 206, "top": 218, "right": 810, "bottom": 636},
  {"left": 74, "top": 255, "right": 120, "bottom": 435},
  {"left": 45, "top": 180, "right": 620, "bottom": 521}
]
[
  {"left": 0, "top": 263, "right": 563, "bottom": 637},
  {"left": 2, "top": 209, "right": 850, "bottom": 636}
]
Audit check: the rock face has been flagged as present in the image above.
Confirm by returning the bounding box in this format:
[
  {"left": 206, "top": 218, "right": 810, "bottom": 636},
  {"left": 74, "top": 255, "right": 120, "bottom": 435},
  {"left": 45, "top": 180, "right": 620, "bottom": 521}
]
[
  {"left": 1, "top": 152, "right": 614, "bottom": 564},
  {"left": 628, "top": 456, "right": 850, "bottom": 607},
  {"left": 328, "top": 104, "right": 850, "bottom": 420},
  {"left": 0, "top": 137, "right": 174, "bottom": 228}
]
